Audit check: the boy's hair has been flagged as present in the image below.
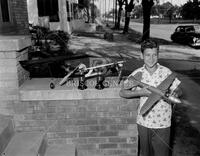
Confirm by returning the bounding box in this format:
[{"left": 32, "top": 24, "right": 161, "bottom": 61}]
[{"left": 141, "top": 39, "right": 159, "bottom": 53}]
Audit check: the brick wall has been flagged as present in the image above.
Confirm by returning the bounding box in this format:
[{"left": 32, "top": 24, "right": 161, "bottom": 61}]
[
  {"left": 11, "top": 0, "right": 29, "bottom": 34},
  {"left": 0, "top": 0, "right": 29, "bottom": 34},
  {"left": 15, "top": 88, "right": 139, "bottom": 156}
]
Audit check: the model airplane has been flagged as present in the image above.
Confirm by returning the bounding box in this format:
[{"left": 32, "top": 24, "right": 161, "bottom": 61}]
[
  {"left": 124, "top": 72, "right": 181, "bottom": 116},
  {"left": 59, "top": 60, "right": 125, "bottom": 89}
]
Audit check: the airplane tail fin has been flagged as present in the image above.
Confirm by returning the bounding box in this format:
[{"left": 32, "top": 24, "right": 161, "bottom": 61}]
[{"left": 123, "top": 72, "right": 142, "bottom": 89}]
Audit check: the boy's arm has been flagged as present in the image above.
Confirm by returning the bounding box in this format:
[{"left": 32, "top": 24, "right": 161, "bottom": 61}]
[{"left": 119, "top": 81, "right": 151, "bottom": 99}]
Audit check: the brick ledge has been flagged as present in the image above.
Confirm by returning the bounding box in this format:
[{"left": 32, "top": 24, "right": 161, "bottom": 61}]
[{"left": 19, "top": 78, "right": 121, "bottom": 101}]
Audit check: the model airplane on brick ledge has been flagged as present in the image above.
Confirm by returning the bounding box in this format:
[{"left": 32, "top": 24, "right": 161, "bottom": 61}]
[
  {"left": 59, "top": 60, "right": 125, "bottom": 90},
  {"left": 123, "top": 72, "right": 181, "bottom": 116}
]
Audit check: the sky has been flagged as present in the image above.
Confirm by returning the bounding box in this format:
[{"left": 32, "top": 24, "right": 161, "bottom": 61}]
[{"left": 95, "top": 0, "right": 189, "bottom": 14}]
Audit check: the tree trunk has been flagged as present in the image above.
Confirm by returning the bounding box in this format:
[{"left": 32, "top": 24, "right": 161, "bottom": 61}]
[
  {"left": 142, "top": 0, "right": 154, "bottom": 41},
  {"left": 169, "top": 16, "right": 172, "bottom": 24},
  {"left": 86, "top": 8, "right": 90, "bottom": 23},
  {"left": 116, "top": 7, "right": 123, "bottom": 29},
  {"left": 92, "top": 0, "right": 95, "bottom": 23},
  {"left": 123, "top": 12, "right": 131, "bottom": 33},
  {"left": 123, "top": 0, "right": 134, "bottom": 34}
]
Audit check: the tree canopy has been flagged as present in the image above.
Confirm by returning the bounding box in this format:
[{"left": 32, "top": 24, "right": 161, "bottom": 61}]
[{"left": 181, "top": 0, "right": 200, "bottom": 19}]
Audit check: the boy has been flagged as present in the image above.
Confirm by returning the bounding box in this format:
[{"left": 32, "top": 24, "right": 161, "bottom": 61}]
[{"left": 119, "top": 39, "right": 181, "bottom": 156}]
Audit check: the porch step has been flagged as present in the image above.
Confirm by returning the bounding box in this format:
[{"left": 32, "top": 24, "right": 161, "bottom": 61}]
[
  {"left": 45, "top": 144, "right": 75, "bottom": 156},
  {"left": 2, "top": 131, "right": 47, "bottom": 156},
  {"left": 0, "top": 115, "right": 14, "bottom": 155}
]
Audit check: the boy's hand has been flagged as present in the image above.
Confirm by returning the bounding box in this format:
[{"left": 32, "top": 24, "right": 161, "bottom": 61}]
[
  {"left": 141, "top": 87, "right": 151, "bottom": 96},
  {"left": 167, "top": 86, "right": 182, "bottom": 98},
  {"left": 170, "top": 91, "right": 178, "bottom": 98}
]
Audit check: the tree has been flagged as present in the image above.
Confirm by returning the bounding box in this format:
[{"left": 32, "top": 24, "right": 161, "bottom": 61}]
[
  {"left": 165, "top": 3, "right": 174, "bottom": 23},
  {"left": 141, "top": 0, "right": 154, "bottom": 41},
  {"left": 116, "top": 0, "right": 125, "bottom": 29},
  {"left": 90, "top": 2, "right": 100, "bottom": 22},
  {"left": 79, "top": 0, "right": 91, "bottom": 22},
  {"left": 133, "top": 5, "right": 143, "bottom": 18},
  {"left": 181, "top": 0, "right": 200, "bottom": 20},
  {"left": 123, "top": 0, "right": 136, "bottom": 33},
  {"left": 78, "top": 0, "right": 99, "bottom": 23}
]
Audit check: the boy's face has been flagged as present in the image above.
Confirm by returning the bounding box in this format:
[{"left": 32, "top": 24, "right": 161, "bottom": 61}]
[{"left": 141, "top": 48, "right": 158, "bottom": 69}]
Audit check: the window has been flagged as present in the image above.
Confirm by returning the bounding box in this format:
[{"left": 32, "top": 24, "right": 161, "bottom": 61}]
[
  {"left": 0, "top": 0, "right": 10, "bottom": 22},
  {"left": 37, "top": 0, "right": 59, "bottom": 22}
]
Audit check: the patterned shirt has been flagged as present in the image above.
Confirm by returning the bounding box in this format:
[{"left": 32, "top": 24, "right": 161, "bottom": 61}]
[{"left": 126, "top": 63, "right": 181, "bottom": 128}]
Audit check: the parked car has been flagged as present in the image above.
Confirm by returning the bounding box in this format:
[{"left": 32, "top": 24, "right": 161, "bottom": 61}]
[{"left": 171, "top": 25, "right": 200, "bottom": 48}]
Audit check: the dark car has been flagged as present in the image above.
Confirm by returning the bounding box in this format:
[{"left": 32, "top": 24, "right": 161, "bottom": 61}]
[{"left": 171, "top": 25, "right": 200, "bottom": 48}]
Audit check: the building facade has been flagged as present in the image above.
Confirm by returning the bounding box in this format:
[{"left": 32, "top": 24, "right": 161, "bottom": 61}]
[
  {"left": 0, "top": 0, "right": 29, "bottom": 35},
  {"left": 27, "top": 0, "right": 96, "bottom": 34}
]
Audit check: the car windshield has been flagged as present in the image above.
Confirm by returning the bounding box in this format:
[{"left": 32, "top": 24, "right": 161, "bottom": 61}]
[{"left": 185, "top": 26, "right": 195, "bottom": 32}]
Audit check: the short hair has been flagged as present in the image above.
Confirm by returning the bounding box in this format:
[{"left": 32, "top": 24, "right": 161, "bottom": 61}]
[{"left": 141, "top": 39, "right": 159, "bottom": 53}]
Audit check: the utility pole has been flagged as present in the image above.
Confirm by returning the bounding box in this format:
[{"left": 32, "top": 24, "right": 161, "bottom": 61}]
[
  {"left": 105, "top": 0, "right": 106, "bottom": 22},
  {"left": 108, "top": 0, "right": 110, "bottom": 22},
  {"left": 113, "top": 0, "right": 115, "bottom": 23}
]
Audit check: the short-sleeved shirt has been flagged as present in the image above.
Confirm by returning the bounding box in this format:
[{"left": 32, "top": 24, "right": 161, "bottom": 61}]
[{"left": 126, "top": 63, "right": 181, "bottom": 129}]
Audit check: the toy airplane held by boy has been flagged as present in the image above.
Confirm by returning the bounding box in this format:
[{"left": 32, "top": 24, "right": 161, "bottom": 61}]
[
  {"left": 59, "top": 60, "right": 125, "bottom": 86},
  {"left": 124, "top": 72, "right": 181, "bottom": 116}
]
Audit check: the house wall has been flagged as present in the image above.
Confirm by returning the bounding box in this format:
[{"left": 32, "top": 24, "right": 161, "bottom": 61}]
[
  {"left": 26, "top": 0, "right": 96, "bottom": 34},
  {"left": 26, "top": 0, "right": 72, "bottom": 33},
  {"left": 0, "top": 0, "right": 29, "bottom": 35}
]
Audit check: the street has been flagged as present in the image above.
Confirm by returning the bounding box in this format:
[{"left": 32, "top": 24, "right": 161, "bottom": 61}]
[{"left": 129, "top": 21, "right": 189, "bottom": 41}]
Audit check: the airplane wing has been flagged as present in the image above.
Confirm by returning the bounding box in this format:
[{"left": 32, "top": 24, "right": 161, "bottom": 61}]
[
  {"left": 139, "top": 73, "right": 176, "bottom": 116},
  {"left": 139, "top": 93, "right": 162, "bottom": 116},
  {"left": 157, "top": 73, "right": 176, "bottom": 92},
  {"left": 59, "top": 64, "right": 81, "bottom": 86}
]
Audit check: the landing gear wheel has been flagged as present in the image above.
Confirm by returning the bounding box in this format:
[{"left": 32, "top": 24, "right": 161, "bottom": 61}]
[{"left": 50, "top": 82, "right": 55, "bottom": 89}]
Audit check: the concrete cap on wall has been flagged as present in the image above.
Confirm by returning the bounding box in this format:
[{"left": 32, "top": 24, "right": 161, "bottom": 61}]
[{"left": 0, "top": 36, "right": 31, "bottom": 51}]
